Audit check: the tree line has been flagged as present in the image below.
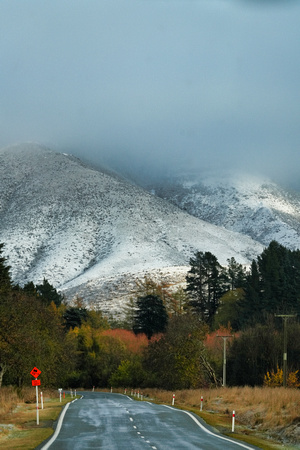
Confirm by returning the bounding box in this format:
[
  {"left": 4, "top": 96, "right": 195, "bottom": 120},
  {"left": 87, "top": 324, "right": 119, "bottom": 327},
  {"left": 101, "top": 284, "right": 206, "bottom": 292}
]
[
  {"left": 0, "top": 240, "right": 299, "bottom": 390},
  {"left": 185, "top": 240, "right": 300, "bottom": 329}
]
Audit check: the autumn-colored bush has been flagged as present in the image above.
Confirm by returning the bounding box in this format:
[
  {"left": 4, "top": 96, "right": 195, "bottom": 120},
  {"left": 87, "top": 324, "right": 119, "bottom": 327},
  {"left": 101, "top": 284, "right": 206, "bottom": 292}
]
[
  {"left": 264, "top": 365, "right": 300, "bottom": 388},
  {"left": 101, "top": 329, "right": 149, "bottom": 353}
]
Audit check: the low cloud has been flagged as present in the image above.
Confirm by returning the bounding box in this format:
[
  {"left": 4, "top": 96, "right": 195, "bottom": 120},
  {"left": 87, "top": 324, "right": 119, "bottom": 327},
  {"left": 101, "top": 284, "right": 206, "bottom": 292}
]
[{"left": 1, "top": 0, "right": 299, "bottom": 188}]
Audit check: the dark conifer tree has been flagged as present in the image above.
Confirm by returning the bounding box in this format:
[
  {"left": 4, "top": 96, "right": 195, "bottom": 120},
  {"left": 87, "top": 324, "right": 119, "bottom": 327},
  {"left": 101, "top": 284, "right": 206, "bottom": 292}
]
[
  {"left": 63, "top": 307, "right": 88, "bottom": 329},
  {"left": 238, "top": 260, "right": 262, "bottom": 328},
  {"left": 36, "top": 278, "right": 63, "bottom": 307},
  {"left": 226, "top": 257, "right": 247, "bottom": 290},
  {"left": 240, "top": 241, "right": 300, "bottom": 328},
  {"left": 133, "top": 294, "right": 168, "bottom": 340},
  {"left": 186, "top": 251, "right": 227, "bottom": 325},
  {"left": 22, "top": 281, "right": 37, "bottom": 297},
  {"left": 0, "top": 243, "right": 12, "bottom": 293}
]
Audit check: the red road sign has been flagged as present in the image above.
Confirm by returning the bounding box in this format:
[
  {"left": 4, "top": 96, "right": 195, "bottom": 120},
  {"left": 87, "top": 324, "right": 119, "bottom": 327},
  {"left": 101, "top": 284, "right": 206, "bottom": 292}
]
[
  {"left": 32, "top": 379, "right": 41, "bottom": 386},
  {"left": 30, "top": 367, "right": 41, "bottom": 378}
]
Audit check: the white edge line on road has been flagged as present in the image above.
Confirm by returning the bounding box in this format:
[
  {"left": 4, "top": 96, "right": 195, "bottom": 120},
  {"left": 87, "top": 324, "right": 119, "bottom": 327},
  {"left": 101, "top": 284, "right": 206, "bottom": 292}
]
[
  {"left": 162, "top": 405, "right": 255, "bottom": 450},
  {"left": 40, "top": 400, "right": 75, "bottom": 450}
]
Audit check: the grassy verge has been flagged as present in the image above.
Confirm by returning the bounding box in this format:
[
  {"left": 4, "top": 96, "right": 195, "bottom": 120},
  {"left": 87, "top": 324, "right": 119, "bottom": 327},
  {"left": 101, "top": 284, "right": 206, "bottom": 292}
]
[
  {"left": 139, "top": 387, "right": 300, "bottom": 449},
  {"left": 0, "top": 387, "right": 75, "bottom": 449}
]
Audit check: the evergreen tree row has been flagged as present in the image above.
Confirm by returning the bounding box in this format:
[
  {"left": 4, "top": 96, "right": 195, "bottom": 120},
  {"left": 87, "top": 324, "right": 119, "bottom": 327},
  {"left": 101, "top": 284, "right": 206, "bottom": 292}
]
[{"left": 185, "top": 241, "right": 300, "bottom": 330}]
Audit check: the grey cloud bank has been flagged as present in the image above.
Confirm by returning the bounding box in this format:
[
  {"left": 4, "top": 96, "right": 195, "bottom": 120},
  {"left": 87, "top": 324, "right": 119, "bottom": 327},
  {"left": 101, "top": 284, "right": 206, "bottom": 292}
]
[{"left": 1, "top": 0, "right": 300, "bottom": 188}]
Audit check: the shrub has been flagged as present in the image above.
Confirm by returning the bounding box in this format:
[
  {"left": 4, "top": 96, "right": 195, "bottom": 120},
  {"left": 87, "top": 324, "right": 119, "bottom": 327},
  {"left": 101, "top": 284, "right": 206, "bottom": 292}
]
[{"left": 264, "top": 365, "right": 300, "bottom": 388}]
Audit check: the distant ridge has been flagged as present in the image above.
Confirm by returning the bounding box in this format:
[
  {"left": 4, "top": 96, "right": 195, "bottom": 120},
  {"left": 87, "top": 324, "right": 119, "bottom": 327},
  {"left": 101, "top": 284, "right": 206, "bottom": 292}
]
[{"left": 146, "top": 171, "right": 300, "bottom": 251}]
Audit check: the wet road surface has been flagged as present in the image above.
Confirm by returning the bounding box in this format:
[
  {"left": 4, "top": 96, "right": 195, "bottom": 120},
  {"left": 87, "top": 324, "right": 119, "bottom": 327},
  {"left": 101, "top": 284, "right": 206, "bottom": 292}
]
[{"left": 39, "top": 391, "right": 259, "bottom": 450}]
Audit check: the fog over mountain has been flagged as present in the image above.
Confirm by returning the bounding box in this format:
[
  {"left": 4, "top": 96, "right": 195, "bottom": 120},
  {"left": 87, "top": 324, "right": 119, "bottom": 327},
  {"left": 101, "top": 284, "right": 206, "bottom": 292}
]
[{"left": 1, "top": 1, "right": 300, "bottom": 190}]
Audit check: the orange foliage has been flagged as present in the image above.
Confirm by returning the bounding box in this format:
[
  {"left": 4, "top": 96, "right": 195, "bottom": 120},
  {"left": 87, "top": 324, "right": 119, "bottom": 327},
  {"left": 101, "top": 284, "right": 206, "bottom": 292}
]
[
  {"left": 204, "top": 325, "right": 237, "bottom": 352},
  {"left": 101, "top": 329, "right": 149, "bottom": 354}
]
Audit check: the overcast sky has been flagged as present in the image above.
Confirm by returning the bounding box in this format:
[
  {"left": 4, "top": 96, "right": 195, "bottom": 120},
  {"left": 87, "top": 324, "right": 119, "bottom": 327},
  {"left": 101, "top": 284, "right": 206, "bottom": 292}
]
[{"left": 1, "top": 0, "right": 300, "bottom": 187}]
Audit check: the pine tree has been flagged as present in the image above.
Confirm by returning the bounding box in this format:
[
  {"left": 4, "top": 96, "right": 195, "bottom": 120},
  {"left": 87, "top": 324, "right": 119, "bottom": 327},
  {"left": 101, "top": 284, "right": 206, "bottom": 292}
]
[
  {"left": 186, "top": 251, "right": 227, "bottom": 325},
  {"left": 240, "top": 241, "right": 300, "bottom": 328},
  {"left": 0, "top": 243, "right": 12, "bottom": 293},
  {"left": 63, "top": 307, "right": 88, "bottom": 330},
  {"left": 238, "top": 260, "right": 262, "bottom": 327},
  {"left": 133, "top": 294, "right": 168, "bottom": 340},
  {"left": 36, "top": 278, "right": 63, "bottom": 307},
  {"left": 226, "top": 257, "right": 246, "bottom": 290}
]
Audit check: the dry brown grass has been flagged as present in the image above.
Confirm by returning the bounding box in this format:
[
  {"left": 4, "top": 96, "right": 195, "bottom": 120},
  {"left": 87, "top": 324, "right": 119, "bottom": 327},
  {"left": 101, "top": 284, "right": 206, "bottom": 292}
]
[
  {"left": 141, "top": 386, "right": 300, "bottom": 447},
  {"left": 0, "top": 386, "right": 20, "bottom": 417},
  {"left": 0, "top": 387, "right": 72, "bottom": 449},
  {"left": 0, "top": 386, "right": 56, "bottom": 419}
]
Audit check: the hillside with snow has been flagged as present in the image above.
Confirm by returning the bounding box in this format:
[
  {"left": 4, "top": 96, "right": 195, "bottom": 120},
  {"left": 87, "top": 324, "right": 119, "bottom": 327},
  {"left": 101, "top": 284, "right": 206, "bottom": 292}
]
[
  {"left": 147, "top": 171, "right": 300, "bottom": 251},
  {"left": 0, "top": 143, "right": 265, "bottom": 316}
]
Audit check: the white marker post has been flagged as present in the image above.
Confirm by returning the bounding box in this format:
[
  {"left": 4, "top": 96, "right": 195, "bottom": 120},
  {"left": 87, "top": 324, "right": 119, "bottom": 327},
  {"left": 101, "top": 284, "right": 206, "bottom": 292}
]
[
  {"left": 41, "top": 391, "right": 44, "bottom": 410},
  {"left": 200, "top": 396, "right": 203, "bottom": 411},
  {"left": 172, "top": 394, "right": 175, "bottom": 406},
  {"left": 232, "top": 410, "right": 235, "bottom": 432},
  {"left": 36, "top": 382, "right": 39, "bottom": 425},
  {"left": 58, "top": 388, "right": 62, "bottom": 403}
]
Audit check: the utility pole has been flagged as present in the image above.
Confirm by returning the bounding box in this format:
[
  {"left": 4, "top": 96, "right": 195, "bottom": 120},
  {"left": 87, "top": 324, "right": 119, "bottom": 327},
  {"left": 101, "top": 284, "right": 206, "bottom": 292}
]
[
  {"left": 217, "top": 334, "right": 232, "bottom": 387},
  {"left": 275, "top": 314, "right": 296, "bottom": 387}
]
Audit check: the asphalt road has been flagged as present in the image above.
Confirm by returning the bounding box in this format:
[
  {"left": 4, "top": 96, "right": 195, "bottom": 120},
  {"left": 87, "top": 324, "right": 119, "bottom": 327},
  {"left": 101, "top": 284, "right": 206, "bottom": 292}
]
[{"left": 39, "top": 392, "right": 259, "bottom": 450}]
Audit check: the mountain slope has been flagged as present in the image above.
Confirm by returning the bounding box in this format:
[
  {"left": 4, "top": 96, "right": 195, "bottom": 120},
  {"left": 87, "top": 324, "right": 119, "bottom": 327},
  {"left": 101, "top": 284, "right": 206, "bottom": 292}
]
[
  {"left": 0, "top": 144, "right": 263, "bottom": 313},
  {"left": 147, "top": 171, "right": 300, "bottom": 251}
]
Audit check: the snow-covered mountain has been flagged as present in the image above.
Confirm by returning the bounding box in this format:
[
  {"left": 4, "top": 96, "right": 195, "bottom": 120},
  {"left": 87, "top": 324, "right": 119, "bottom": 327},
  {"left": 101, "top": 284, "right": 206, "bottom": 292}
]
[
  {"left": 146, "top": 171, "right": 300, "bottom": 251},
  {"left": 0, "top": 143, "right": 264, "bottom": 316}
]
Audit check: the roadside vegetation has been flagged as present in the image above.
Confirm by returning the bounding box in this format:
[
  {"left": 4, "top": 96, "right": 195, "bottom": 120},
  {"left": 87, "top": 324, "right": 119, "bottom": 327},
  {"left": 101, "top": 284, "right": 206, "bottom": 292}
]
[
  {"left": 140, "top": 387, "right": 300, "bottom": 448},
  {"left": 0, "top": 386, "right": 75, "bottom": 449}
]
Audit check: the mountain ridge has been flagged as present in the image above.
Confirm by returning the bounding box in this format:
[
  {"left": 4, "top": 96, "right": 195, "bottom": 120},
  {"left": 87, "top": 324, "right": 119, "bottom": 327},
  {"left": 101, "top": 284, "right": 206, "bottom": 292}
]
[{"left": 0, "top": 143, "right": 266, "bottom": 315}]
